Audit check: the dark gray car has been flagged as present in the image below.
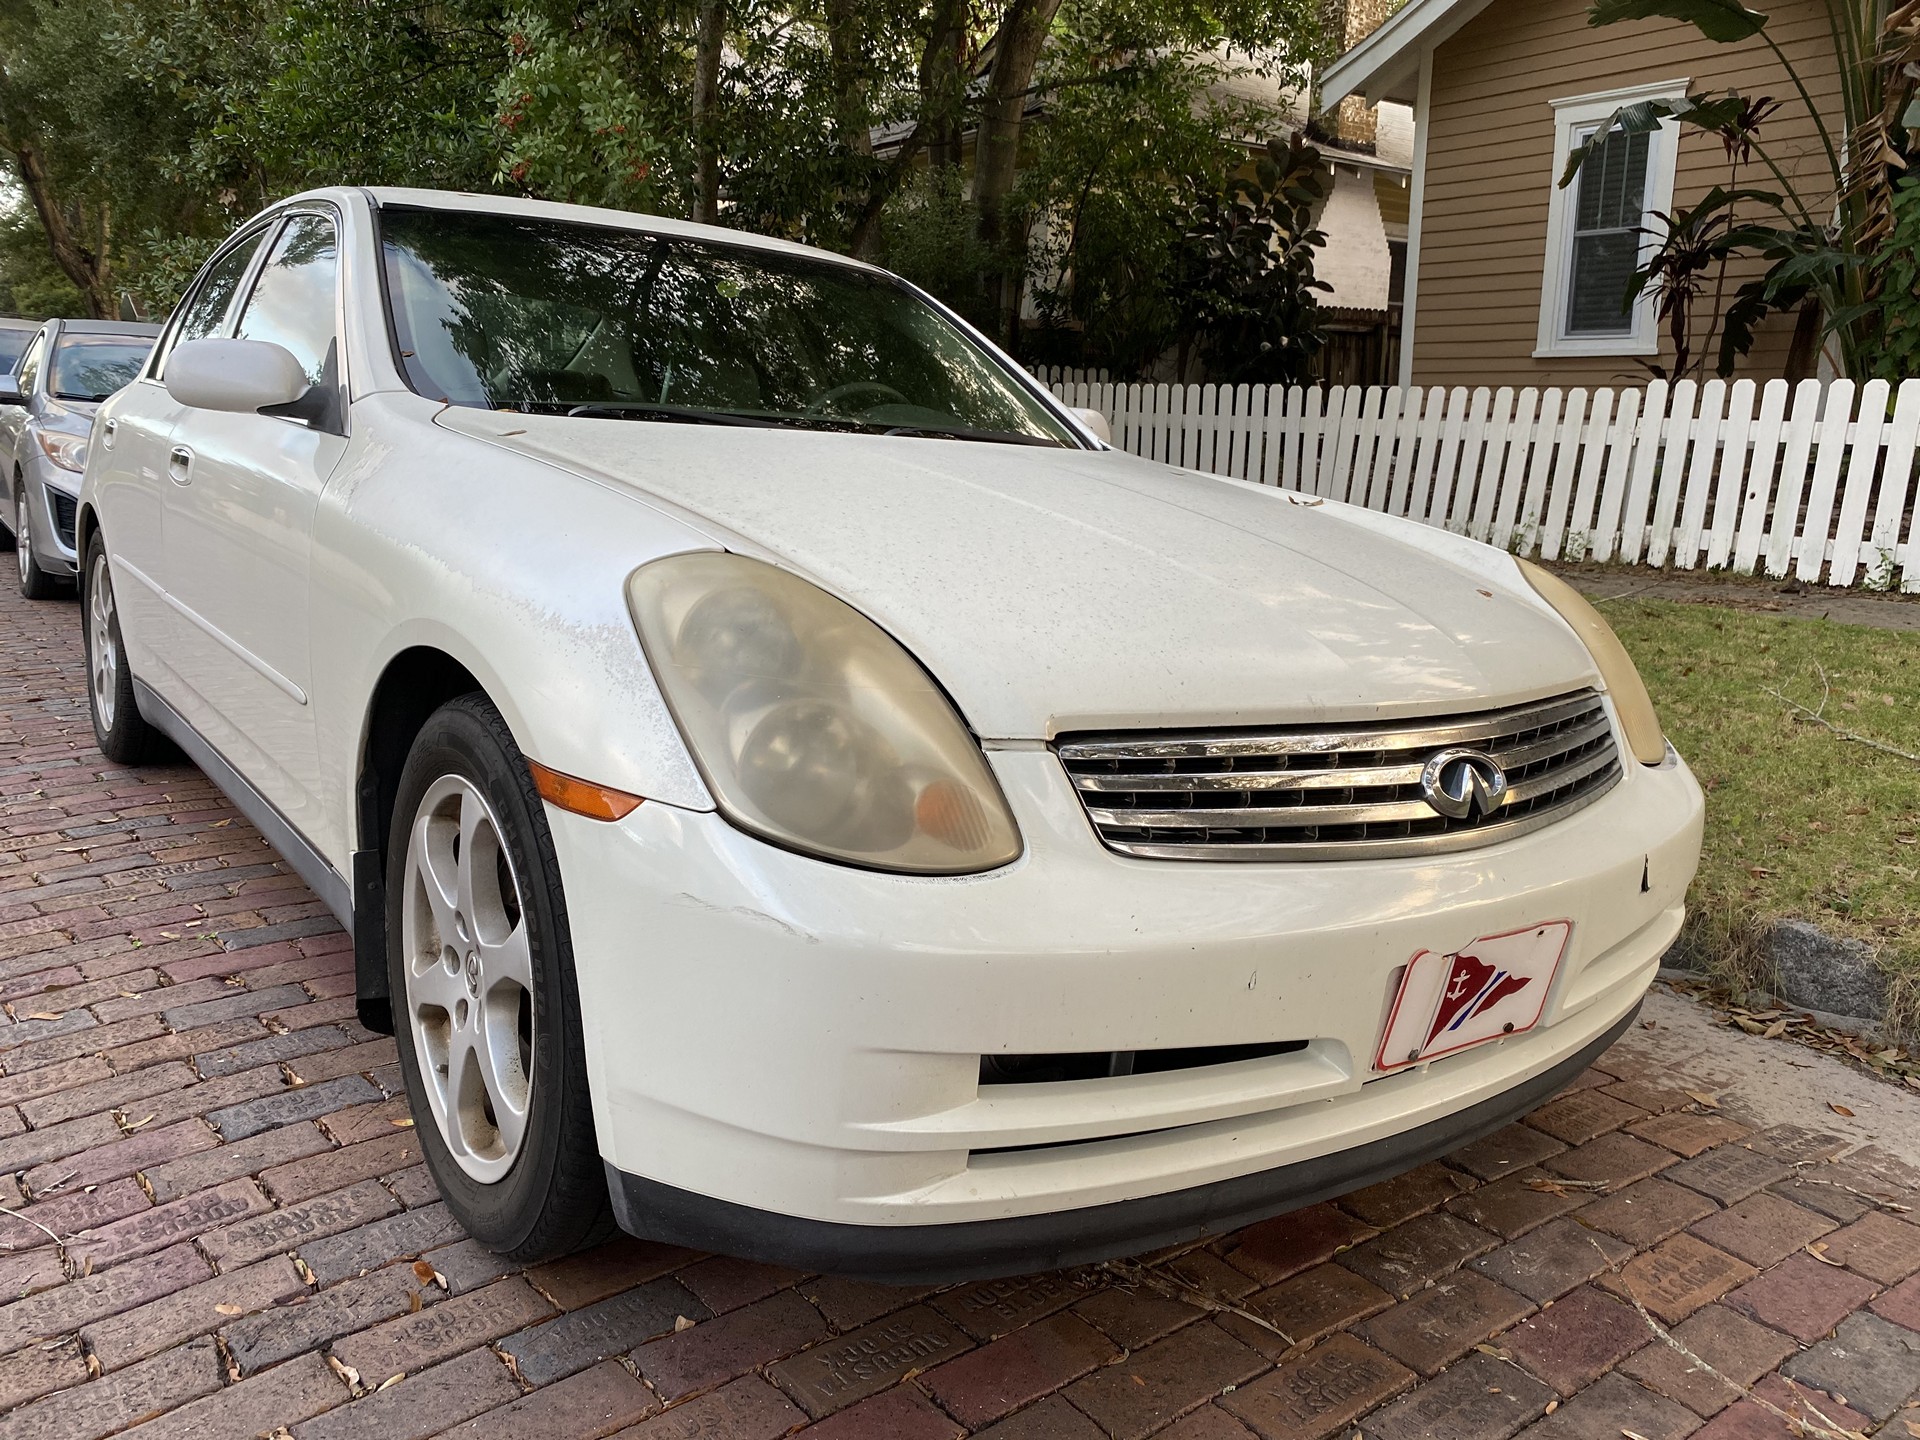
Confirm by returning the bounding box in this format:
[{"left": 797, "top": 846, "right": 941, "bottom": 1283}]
[{"left": 0, "top": 318, "right": 161, "bottom": 597}]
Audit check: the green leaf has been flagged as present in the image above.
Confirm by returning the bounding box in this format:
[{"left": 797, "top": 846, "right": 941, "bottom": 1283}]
[{"left": 1588, "top": 0, "right": 1770, "bottom": 44}]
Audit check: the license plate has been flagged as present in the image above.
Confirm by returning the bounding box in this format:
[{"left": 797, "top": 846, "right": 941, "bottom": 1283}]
[{"left": 1374, "top": 921, "right": 1571, "bottom": 1072}]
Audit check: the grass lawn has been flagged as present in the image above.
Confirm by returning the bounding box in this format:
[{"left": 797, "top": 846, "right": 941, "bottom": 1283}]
[{"left": 1604, "top": 597, "right": 1920, "bottom": 1004}]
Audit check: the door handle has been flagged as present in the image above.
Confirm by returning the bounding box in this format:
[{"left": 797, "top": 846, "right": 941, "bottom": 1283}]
[
  {"left": 102, "top": 418, "right": 117, "bottom": 449},
  {"left": 167, "top": 445, "right": 193, "bottom": 485}
]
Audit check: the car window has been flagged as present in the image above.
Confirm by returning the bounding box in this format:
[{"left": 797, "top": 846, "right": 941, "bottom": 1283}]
[
  {"left": 51, "top": 334, "right": 154, "bottom": 402},
  {"left": 233, "top": 214, "right": 338, "bottom": 389},
  {"left": 158, "top": 232, "right": 269, "bottom": 380},
  {"left": 15, "top": 331, "right": 47, "bottom": 397},
  {"left": 379, "top": 207, "right": 1074, "bottom": 445},
  {"left": 0, "top": 330, "right": 32, "bottom": 377}
]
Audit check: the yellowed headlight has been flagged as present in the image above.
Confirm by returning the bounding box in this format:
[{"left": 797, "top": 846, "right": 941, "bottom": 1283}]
[{"left": 1518, "top": 559, "right": 1666, "bottom": 766}]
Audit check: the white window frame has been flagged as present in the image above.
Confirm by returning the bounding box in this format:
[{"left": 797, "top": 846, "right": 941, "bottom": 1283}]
[{"left": 1535, "top": 79, "right": 1688, "bottom": 359}]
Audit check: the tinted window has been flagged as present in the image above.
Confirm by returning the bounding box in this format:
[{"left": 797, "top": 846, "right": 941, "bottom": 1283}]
[
  {"left": 0, "top": 331, "right": 31, "bottom": 376},
  {"left": 234, "top": 214, "right": 338, "bottom": 388},
  {"left": 15, "top": 332, "right": 47, "bottom": 397},
  {"left": 379, "top": 207, "right": 1071, "bottom": 445},
  {"left": 165, "top": 234, "right": 267, "bottom": 371},
  {"left": 51, "top": 335, "right": 153, "bottom": 401}
]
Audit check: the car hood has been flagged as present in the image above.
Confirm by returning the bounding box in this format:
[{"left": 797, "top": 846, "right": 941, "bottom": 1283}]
[{"left": 439, "top": 413, "right": 1598, "bottom": 739}]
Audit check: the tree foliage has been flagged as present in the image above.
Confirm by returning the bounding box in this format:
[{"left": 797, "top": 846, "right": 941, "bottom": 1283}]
[{"left": 0, "top": 0, "right": 1326, "bottom": 379}]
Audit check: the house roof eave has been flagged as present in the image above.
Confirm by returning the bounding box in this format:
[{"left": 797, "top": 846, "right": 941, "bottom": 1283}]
[{"left": 1319, "top": 0, "right": 1499, "bottom": 109}]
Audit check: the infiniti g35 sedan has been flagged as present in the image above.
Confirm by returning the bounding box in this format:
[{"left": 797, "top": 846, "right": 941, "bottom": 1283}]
[{"left": 77, "top": 187, "right": 1704, "bottom": 1280}]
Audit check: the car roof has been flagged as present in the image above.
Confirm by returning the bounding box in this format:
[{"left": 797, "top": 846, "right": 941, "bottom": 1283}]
[
  {"left": 0, "top": 316, "right": 42, "bottom": 332},
  {"left": 273, "top": 185, "right": 883, "bottom": 278},
  {"left": 54, "top": 320, "right": 163, "bottom": 338}
]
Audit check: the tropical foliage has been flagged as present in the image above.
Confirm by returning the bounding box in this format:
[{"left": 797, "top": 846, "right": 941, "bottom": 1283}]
[
  {"left": 1564, "top": 0, "right": 1920, "bottom": 380},
  {"left": 0, "top": 0, "right": 1330, "bottom": 378}
]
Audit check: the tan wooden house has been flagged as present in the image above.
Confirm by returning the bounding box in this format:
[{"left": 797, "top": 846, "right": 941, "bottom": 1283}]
[{"left": 1320, "top": 0, "right": 1845, "bottom": 391}]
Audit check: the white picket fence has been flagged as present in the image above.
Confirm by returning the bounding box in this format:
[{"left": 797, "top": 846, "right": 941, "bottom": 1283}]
[{"left": 1036, "top": 372, "right": 1920, "bottom": 592}]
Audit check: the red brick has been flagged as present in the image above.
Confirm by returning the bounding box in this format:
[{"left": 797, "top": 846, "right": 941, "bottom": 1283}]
[
  {"left": 968, "top": 1395, "right": 1104, "bottom": 1439},
  {"left": 1446, "top": 1123, "right": 1567, "bottom": 1181},
  {"left": 1603, "top": 1234, "right": 1758, "bottom": 1326},
  {"left": 1694, "top": 1374, "right": 1872, "bottom": 1438},
  {"left": 17, "top": 1059, "right": 197, "bottom": 1127},
  {"left": 330, "top": 1276, "right": 555, "bottom": 1379},
  {"left": 1526, "top": 1088, "right": 1646, "bottom": 1144},
  {"left": 1337, "top": 1211, "right": 1499, "bottom": 1298},
  {"left": 768, "top": 1304, "right": 971, "bottom": 1418},
  {"left": 1218, "top": 1332, "right": 1414, "bottom": 1440},
  {"left": 614, "top": 1375, "right": 803, "bottom": 1439},
  {"left": 439, "top": 1360, "right": 656, "bottom": 1440},
  {"left": 931, "top": 1271, "right": 1091, "bottom": 1341},
  {"left": 1582, "top": 1176, "right": 1720, "bottom": 1247},
  {"left": 524, "top": 1234, "right": 698, "bottom": 1309},
  {"left": 634, "top": 1286, "right": 828, "bottom": 1402},
  {"left": 82, "top": 1254, "right": 307, "bottom": 1369},
  {"left": 261, "top": 1130, "right": 421, "bottom": 1203},
  {"left": 22, "top": 1117, "right": 219, "bottom": 1196},
  {"left": 1688, "top": 1192, "right": 1837, "bottom": 1267},
  {"left": 1872, "top": 1271, "right": 1920, "bottom": 1331},
  {"left": 317, "top": 1093, "right": 413, "bottom": 1144},
  {"left": 1354, "top": 1271, "right": 1532, "bottom": 1376},
  {"left": 145, "top": 1119, "right": 333, "bottom": 1202},
  {"left": 1816, "top": 1210, "right": 1920, "bottom": 1284},
  {"left": 103, "top": 1016, "right": 265, "bottom": 1072},
  {"left": 790, "top": 1386, "right": 964, "bottom": 1440},
  {"left": 1072, "top": 1284, "right": 1205, "bottom": 1349},
  {"left": 1722, "top": 1252, "right": 1880, "bottom": 1342},
  {"left": 0, "top": 1175, "right": 150, "bottom": 1252},
  {"left": 0, "top": 1242, "right": 211, "bottom": 1353},
  {"left": 0, "top": 1336, "right": 223, "bottom": 1440},
  {"left": 1444, "top": 1168, "right": 1590, "bottom": 1239},
  {"left": 1502, "top": 1283, "right": 1650, "bottom": 1395},
  {"left": 1627, "top": 1109, "right": 1755, "bottom": 1158},
  {"left": 1064, "top": 1320, "right": 1267, "bottom": 1440},
  {"left": 1, "top": 1013, "right": 167, "bottom": 1072},
  {"left": 68, "top": 1178, "right": 270, "bottom": 1272},
  {"left": 288, "top": 1036, "right": 399, "bottom": 1085},
  {"left": 116, "top": 1351, "right": 349, "bottom": 1440},
  {"left": 0, "top": 1053, "right": 111, "bottom": 1107},
  {"left": 291, "top": 1348, "right": 521, "bottom": 1440},
  {"left": 0, "top": 1332, "right": 90, "bottom": 1411},
  {"left": 1221, "top": 1262, "right": 1392, "bottom": 1359},
  {"left": 1337, "top": 1163, "right": 1474, "bottom": 1229},
  {"left": 0, "top": 1110, "right": 122, "bottom": 1175},
  {"left": 1542, "top": 1131, "right": 1677, "bottom": 1192},
  {"left": 922, "top": 1312, "right": 1119, "bottom": 1428},
  {"left": 1620, "top": 1303, "right": 1797, "bottom": 1417},
  {"left": 1221, "top": 1203, "right": 1378, "bottom": 1285}
]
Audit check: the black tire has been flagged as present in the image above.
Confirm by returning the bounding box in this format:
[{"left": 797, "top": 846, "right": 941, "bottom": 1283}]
[
  {"left": 81, "top": 532, "right": 171, "bottom": 764},
  {"left": 385, "top": 693, "right": 614, "bottom": 1261},
  {"left": 17, "top": 479, "right": 63, "bottom": 600}
]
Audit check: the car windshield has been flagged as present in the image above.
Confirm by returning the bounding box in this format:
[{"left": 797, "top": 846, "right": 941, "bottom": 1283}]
[
  {"left": 379, "top": 207, "right": 1074, "bottom": 446},
  {"left": 0, "top": 331, "right": 31, "bottom": 377},
  {"left": 50, "top": 335, "right": 152, "bottom": 402}
]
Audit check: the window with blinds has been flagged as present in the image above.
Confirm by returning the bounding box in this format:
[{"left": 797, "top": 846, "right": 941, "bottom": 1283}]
[{"left": 1565, "top": 127, "right": 1653, "bottom": 336}]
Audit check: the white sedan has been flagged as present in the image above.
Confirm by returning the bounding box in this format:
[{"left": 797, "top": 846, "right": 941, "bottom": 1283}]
[{"left": 80, "top": 187, "right": 1703, "bottom": 1280}]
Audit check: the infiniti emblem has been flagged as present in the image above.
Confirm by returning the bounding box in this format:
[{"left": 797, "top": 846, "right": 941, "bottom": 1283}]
[{"left": 1420, "top": 748, "right": 1510, "bottom": 821}]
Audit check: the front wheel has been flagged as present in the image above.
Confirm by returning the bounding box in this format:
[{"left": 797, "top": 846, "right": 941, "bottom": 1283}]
[
  {"left": 80, "top": 533, "right": 169, "bottom": 763},
  {"left": 17, "top": 481, "right": 62, "bottom": 600},
  {"left": 386, "top": 693, "right": 613, "bottom": 1260}
]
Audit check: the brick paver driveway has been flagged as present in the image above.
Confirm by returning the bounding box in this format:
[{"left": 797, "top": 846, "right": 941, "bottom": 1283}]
[{"left": 6, "top": 578, "right": 1920, "bottom": 1440}]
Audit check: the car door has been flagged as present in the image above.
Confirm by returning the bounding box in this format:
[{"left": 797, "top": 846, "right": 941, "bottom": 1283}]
[
  {"left": 161, "top": 209, "right": 346, "bottom": 838},
  {"left": 97, "top": 230, "right": 272, "bottom": 686},
  {"left": 1, "top": 328, "right": 48, "bottom": 479}
]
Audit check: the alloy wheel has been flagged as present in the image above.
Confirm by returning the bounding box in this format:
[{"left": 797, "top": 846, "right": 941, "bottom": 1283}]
[
  {"left": 87, "top": 551, "right": 118, "bottom": 731},
  {"left": 401, "top": 774, "right": 535, "bottom": 1183},
  {"left": 15, "top": 489, "right": 28, "bottom": 587}
]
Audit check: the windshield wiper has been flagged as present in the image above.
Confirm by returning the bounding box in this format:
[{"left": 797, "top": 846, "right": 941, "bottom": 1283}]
[
  {"left": 564, "top": 402, "right": 771, "bottom": 427},
  {"left": 880, "top": 424, "right": 1062, "bottom": 447}
]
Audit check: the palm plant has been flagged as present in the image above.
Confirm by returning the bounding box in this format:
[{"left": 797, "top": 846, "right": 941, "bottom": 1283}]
[{"left": 1562, "top": 0, "right": 1920, "bottom": 378}]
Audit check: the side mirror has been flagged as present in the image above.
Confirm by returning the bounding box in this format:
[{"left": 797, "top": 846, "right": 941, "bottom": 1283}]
[
  {"left": 0, "top": 374, "right": 25, "bottom": 408},
  {"left": 165, "top": 338, "right": 310, "bottom": 414},
  {"left": 1071, "top": 407, "right": 1112, "bottom": 446}
]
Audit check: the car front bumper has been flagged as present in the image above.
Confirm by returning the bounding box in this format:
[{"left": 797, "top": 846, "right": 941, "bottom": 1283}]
[
  {"left": 548, "top": 734, "right": 1704, "bottom": 1280},
  {"left": 20, "top": 460, "right": 80, "bottom": 576}
]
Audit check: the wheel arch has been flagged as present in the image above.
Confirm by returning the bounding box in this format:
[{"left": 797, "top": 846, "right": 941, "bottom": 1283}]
[{"left": 351, "top": 644, "right": 492, "bottom": 1034}]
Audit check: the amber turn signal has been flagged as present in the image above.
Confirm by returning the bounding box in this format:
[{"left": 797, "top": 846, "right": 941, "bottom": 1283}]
[{"left": 527, "top": 760, "right": 645, "bottom": 821}]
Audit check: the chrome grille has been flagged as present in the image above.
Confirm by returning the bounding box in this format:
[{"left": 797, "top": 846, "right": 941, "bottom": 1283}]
[{"left": 1056, "top": 690, "right": 1622, "bottom": 861}]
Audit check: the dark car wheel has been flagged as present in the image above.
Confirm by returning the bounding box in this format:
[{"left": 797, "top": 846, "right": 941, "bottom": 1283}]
[
  {"left": 386, "top": 693, "right": 614, "bottom": 1261},
  {"left": 17, "top": 480, "right": 63, "bottom": 600},
  {"left": 81, "top": 533, "right": 170, "bottom": 763}
]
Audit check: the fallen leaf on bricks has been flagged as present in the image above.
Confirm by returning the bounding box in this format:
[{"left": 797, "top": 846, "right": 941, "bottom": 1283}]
[
  {"left": 214, "top": 1303, "right": 243, "bottom": 1316},
  {"left": 1687, "top": 1092, "right": 1721, "bottom": 1109},
  {"left": 377, "top": 1375, "right": 404, "bottom": 1392},
  {"left": 674, "top": 1315, "right": 697, "bottom": 1332},
  {"left": 1806, "top": 1243, "right": 1844, "bottom": 1267},
  {"left": 390, "top": 1118, "right": 414, "bottom": 1128},
  {"left": 1830, "top": 1103, "right": 1856, "bottom": 1117}
]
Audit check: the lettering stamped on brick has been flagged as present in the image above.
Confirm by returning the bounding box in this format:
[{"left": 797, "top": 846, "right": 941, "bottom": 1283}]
[
  {"left": 1221, "top": 1333, "right": 1414, "bottom": 1440},
  {"left": 770, "top": 1304, "right": 969, "bottom": 1417}
]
